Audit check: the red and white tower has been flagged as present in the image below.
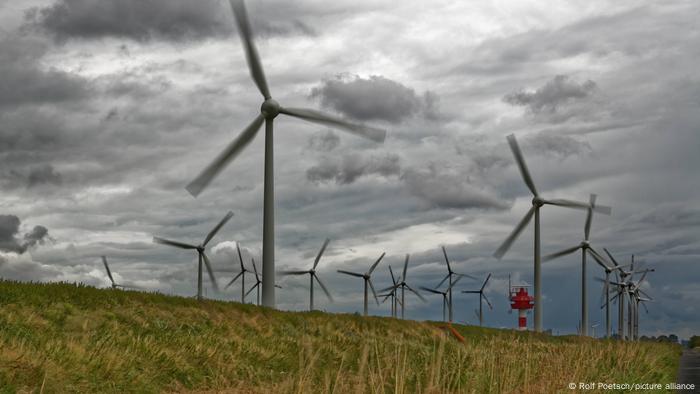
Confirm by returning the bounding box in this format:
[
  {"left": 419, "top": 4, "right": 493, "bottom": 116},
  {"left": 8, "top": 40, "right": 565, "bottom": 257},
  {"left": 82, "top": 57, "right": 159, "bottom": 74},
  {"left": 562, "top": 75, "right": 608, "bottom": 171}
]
[{"left": 509, "top": 276, "right": 535, "bottom": 331}]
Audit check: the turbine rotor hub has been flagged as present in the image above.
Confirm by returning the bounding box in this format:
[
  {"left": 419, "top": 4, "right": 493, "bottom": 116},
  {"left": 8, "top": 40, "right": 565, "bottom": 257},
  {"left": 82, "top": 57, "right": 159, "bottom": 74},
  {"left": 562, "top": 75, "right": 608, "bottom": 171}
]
[
  {"left": 581, "top": 240, "right": 590, "bottom": 248},
  {"left": 197, "top": 245, "right": 204, "bottom": 253},
  {"left": 261, "top": 98, "right": 280, "bottom": 119},
  {"left": 532, "top": 196, "right": 545, "bottom": 207}
]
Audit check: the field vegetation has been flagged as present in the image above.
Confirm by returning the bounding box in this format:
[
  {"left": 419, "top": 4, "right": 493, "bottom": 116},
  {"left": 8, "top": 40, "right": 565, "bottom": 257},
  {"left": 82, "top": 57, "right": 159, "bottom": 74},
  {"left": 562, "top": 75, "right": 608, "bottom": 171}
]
[{"left": 0, "top": 280, "right": 681, "bottom": 393}]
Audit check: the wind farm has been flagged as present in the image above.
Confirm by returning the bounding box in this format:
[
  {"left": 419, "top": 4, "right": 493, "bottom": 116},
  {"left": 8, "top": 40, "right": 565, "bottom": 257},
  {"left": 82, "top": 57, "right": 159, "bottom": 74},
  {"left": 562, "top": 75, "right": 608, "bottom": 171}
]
[{"left": 0, "top": 0, "right": 696, "bottom": 392}]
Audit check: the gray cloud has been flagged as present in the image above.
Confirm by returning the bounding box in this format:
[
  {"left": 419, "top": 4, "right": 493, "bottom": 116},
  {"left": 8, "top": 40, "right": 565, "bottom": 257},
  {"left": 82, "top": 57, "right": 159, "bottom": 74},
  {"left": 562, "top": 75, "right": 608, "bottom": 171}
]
[
  {"left": 307, "top": 130, "right": 340, "bottom": 152},
  {"left": 0, "top": 35, "right": 91, "bottom": 108},
  {"left": 402, "top": 164, "right": 510, "bottom": 210},
  {"left": 0, "top": 215, "right": 50, "bottom": 254},
  {"left": 523, "top": 132, "right": 592, "bottom": 159},
  {"left": 27, "top": 164, "right": 63, "bottom": 188},
  {"left": 311, "top": 74, "right": 440, "bottom": 123},
  {"left": 306, "top": 152, "right": 401, "bottom": 184},
  {"left": 504, "top": 75, "right": 597, "bottom": 114},
  {"left": 24, "top": 0, "right": 319, "bottom": 43}
]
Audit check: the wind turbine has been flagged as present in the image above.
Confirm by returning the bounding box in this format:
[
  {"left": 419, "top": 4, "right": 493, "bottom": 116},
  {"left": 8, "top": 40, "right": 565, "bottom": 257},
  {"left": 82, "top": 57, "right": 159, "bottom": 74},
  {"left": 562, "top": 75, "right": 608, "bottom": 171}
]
[
  {"left": 279, "top": 238, "right": 334, "bottom": 310},
  {"left": 493, "top": 134, "right": 608, "bottom": 332},
  {"left": 337, "top": 252, "right": 385, "bottom": 316},
  {"left": 379, "top": 255, "right": 426, "bottom": 319},
  {"left": 436, "top": 246, "right": 476, "bottom": 322},
  {"left": 379, "top": 266, "right": 402, "bottom": 318},
  {"left": 246, "top": 257, "right": 282, "bottom": 305},
  {"left": 184, "top": 0, "right": 386, "bottom": 309},
  {"left": 153, "top": 211, "right": 233, "bottom": 300},
  {"left": 543, "top": 194, "right": 612, "bottom": 336},
  {"left": 462, "top": 274, "right": 493, "bottom": 326},
  {"left": 420, "top": 275, "right": 464, "bottom": 322},
  {"left": 225, "top": 243, "right": 251, "bottom": 303},
  {"left": 102, "top": 256, "right": 142, "bottom": 290}
]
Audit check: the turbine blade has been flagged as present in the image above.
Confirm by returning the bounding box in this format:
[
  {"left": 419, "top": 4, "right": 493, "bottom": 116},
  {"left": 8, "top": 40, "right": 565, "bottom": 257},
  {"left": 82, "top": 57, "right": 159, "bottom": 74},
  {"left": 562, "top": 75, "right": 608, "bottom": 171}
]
[
  {"left": 638, "top": 289, "right": 653, "bottom": 300},
  {"left": 244, "top": 283, "right": 258, "bottom": 297},
  {"left": 544, "top": 198, "right": 590, "bottom": 210},
  {"left": 313, "top": 238, "right": 330, "bottom": 269},
  {"left": 402, "top": 254, "right": 409, "bottom": 281},
  {"left": 506, "top": 134, "right": 538, "bottom": 196},
  {"left": 405, "top": 284, "right": 427, "bottom": 302},
  {"left": 251, "top": 258, "right": 259, "bottom": 280},
  {"left": 201, "top": 252, "right": 219, "bottom": 292},
  {"left": 420, "top": 286, "right": 443, "bottom": 295},
  {"left": 236, "top": 243, "right": 245, "bottom": 271},
  {"left": 456, "top": 272, "right": 478, "bottom": 281},
  {"left": 603, "top": 248, "right": 621, "bottom": 267},
  {"left": 379, "top": 283, "right": 400, "bottom": 293},
  {"left": 185, "top": 114, "right": 264, "bottom": 197},
  {"left": 588, "top": 248, "right": 612, "bottom": 270},
  {"left": 314, "top": 274, "right": 334, "bottom": 302},
  {"left": 480, "top": 273, "right": 492, "bottom": 292},
  {"left": 153, "top": 237, "right": 197, "bottom": 250},
  {"left": 436, "top": 273, "right": 450, "bottom": 289},
  {"left": 441, "top": 246, "right": 452, "bottom": 273},
  {"left": 482, "top": 293, "right": 493, "bottom": 310},
  {"left": 368, "top": 279, "right": 379, "bottom": 305},
  {"left": 102, "top": 256, "right": 114, "bottom": 284},
  {"left": 228, "top": 0, "right": 271, "bottom": 99},
  {"left": 584, "top": 194, "right": 596, "bottom": 240},
  {"left": 389, "top": 266, "right": 397, "bottom": 285},
  {"left": 448, "top": 274, "right": 464, "bottom": 291},
  {"left": 593, "top": 204, "right": 612, "bottom": 215},
  {"left": 368, "top": 252, "right": 385, "bottom": 275},
  {"left": 337, "top": 270, "right": 363, "bottom": 278},
  {"left": 203, "top": 211, "right": 234, "bottom": 246},
  {"left": 279, "top": 107, "right": 386, "bottom": 143},
  {"left": 493, "top": 206, "right": 535, "bottom": 259},
  {"left": 462, "top": 290, "right": 480, "bottom": 294},
  {"left": 279, "top": 270, "right": 310, "bottom": 276},
  {"left": 543, "top": 244, "right": 581, "bottom": 262},
  {"left": 225, "top": 271, "right": 244, "bottom": 289}
]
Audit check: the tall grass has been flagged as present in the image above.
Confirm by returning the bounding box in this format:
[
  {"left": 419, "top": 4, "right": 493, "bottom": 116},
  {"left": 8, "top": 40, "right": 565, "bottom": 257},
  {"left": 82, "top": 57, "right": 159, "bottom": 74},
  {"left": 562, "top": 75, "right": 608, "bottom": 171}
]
[{"left": 0, "top": 280, "right": 680, "bottom": 393}]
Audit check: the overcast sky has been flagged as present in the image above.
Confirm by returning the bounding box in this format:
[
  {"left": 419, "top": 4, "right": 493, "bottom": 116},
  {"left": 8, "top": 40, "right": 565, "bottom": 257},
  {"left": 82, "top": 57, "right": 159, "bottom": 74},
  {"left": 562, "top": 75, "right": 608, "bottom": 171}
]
[{"left": 1, "top": 0, "right": 698, "bottom": 338}]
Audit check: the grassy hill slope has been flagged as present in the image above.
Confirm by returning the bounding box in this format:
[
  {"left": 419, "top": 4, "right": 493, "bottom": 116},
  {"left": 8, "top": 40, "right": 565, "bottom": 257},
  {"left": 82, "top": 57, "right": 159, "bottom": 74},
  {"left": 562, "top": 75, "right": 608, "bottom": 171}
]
[{"left": 0, "top": 280, "right": 680, "bottom": 393}]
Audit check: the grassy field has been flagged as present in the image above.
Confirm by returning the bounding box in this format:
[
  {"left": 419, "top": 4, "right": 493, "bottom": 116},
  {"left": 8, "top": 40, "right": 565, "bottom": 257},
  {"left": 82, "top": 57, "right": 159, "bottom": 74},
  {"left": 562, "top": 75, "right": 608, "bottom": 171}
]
[{"left": 0, "top": 280, "right": 681, "bottom": 393}]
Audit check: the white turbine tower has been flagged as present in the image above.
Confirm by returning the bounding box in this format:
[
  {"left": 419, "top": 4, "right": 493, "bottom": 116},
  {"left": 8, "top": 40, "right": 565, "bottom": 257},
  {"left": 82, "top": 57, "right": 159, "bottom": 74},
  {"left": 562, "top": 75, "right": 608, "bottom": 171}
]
[
  {"left": 493, "top": 134, "right": 608, "bottom": 332},
  {"left": 185, "top": 0, "right": 386, "bottom": 309}
]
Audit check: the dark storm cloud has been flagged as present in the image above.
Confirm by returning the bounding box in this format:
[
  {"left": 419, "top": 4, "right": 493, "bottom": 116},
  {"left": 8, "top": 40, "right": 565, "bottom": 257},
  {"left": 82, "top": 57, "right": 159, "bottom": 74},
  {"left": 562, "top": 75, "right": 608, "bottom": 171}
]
[
  {"left": 306, "top": 152, "right": 401, "bottom": 184},
  {"left": 311, "top": 75, "right": 440, "bottom": 123},
  {"left": 0, "top": 35, "right": 90, "bottom": 108},
  {"left": 24, "top": 0, "right": 318, "bottom": 43},
  {"left": 503, "top": 75, "right": 597, "bottom": 114},
  {"left": 27, "top": 164, "right": 63, "bottom": 187},
  {"left": 25, "top": 0, "right": 231, "bottom": 42},
  {"left": 0, "top": 215, "right": 50, "bottom": 254},
  {"left": 401, "top": 164, "right": 510, "bottom": 210},
  {"left": 307, "top": 130, "right": 340, "bottom": 152}
]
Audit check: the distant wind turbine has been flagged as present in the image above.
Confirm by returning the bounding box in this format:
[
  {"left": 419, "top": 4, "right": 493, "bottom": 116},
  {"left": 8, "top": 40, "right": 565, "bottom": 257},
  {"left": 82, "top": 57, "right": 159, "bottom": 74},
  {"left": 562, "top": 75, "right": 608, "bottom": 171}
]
[
  {"left": 379, "top": 255, "right": 426, "bottom": 319},
  {"left": 279, "top": 238, "right": 334, "bottom": 310},
  {"left": 225, "top": 243, "right": 252, "bottom": 303},
  {"left": 436, "top": 246, "right": 476, "bottom": 322},
  {"left": 337, "top": 252, "right": 385, "bottom": 316},
  {"left": 153, "top": 211, "right": 233, "bottom": 300},
  {"left": 102, "top": 256, "right": 142, "bottom": 290},
  {"left": 420, "top": 275, "right": 464, "bottom": 322},
  {"left": 462, "top": 274, "right": 493, "bottom": 326},
  {"left": 543, "top": 194, "right": 611, "bottom": 336}
]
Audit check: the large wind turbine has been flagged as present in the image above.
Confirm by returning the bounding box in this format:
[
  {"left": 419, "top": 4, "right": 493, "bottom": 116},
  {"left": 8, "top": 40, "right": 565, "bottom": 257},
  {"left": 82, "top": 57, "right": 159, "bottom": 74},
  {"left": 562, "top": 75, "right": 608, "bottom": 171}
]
[
  {"left": 493, "top": 134, "right": 608, "bottom": 332},
  {"left": 225, "top": 243, "right": 251, "bottom": 303},
  {"left": 153, "top": 211, "right": 233, "bottom": 300},
  {"left": 420, "top": 275, "right": 464, "bottom": 322},
  {"left": 279, "top": 238, "right": 334, "bottom": 310},
  {"left": 436, "top": 246, "right": 476, "bottom": 322},
  {"left": 543, "top": 194, "right": 611, "bottom": 336},
  {"left": 102, "top": 256, "right": 142, "bottom": 290},
  {"left": 185, "top": 0, "right": 386, "bottom": 309},
  {"left": 379, "top": 266, "right": 402, "bottom": 318},
  {"left": 337, "top": 252, "right": 385, "bottom": 316},
  {"left": 462, "top": 274, "right": 493, "bottom": 326},
  {"left": 379, "top": 255, "right": 426, "bottom": 319}
]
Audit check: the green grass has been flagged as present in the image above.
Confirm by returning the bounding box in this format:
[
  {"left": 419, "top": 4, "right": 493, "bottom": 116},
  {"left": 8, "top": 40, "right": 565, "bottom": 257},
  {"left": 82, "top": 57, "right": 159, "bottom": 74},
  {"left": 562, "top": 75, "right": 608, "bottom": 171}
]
[{"left": 0, "top": 280, "right": 681, "bottom": 393}]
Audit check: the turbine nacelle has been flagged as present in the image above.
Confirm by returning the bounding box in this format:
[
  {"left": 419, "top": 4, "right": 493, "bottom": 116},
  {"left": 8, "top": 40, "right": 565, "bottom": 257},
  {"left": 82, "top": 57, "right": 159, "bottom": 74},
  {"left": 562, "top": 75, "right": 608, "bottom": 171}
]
[
  {"left": 532, "top": 196, "right": 545, "bottom": 207},
  {"left": 261, "top": 98, "right": 280, "bottom": 119},
  {"left": 581, "top": 240, "right": 591, "bottom": 249}
]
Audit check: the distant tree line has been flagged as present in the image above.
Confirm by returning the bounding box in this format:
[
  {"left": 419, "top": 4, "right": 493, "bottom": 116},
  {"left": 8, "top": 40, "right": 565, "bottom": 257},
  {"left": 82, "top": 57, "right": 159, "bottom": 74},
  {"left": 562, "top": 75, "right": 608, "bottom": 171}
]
[
  {"left": 690, "top": 335, "right": 700, "bottom": 348},
  {"left": 637, "top": 334, "right": 679, "bottom": 343}
]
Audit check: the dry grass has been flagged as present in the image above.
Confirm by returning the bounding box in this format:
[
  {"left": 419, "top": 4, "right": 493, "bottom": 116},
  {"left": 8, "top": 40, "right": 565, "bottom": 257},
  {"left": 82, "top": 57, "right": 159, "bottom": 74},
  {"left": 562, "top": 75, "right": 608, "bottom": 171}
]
[{"left": 0, "top": 280, "right": 681, "bottom": 393}]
